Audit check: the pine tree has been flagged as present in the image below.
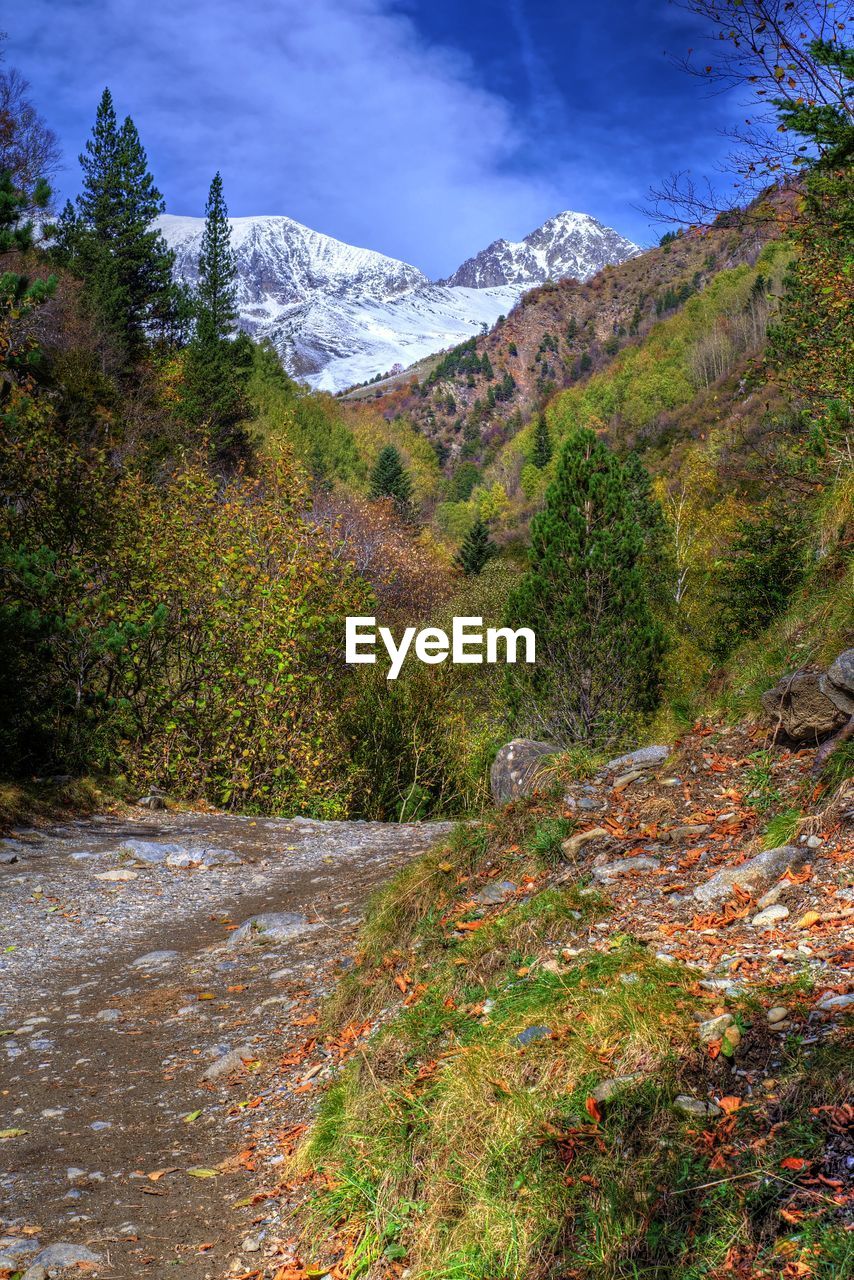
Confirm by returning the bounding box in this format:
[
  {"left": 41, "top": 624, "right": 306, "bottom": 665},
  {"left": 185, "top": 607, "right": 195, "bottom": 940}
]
[
  {"left": 195, "top": 172, "right": 237, "bottom": 340},
  {"left": 70, "top": 88, "right": 174, "bottom": 365},
  {"left": 455, "top": 517, "right": 496, "bottom": 576},
  {"left": 531, "top": 413, "right": 552, "bottom": 468},
  {"left": 180, "top": 172, "right": 251, "bottom": 468},
  {"left": 369, "top": 445, "right": 412, "bottom": 514},
  {"left": 505, "top": 428, "right": 665, "bottom": 745}
]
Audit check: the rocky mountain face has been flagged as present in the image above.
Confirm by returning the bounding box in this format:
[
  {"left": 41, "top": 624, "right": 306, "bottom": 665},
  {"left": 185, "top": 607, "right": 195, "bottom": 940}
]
[
  {"left": 158, "top": 210, "right": 639, "bottom": 391},
  {"left": 441, "top": 211, "right": 641, "bottom": 289}
]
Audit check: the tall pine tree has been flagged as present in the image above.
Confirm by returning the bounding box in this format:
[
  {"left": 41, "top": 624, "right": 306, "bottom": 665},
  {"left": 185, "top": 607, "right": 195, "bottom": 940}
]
[
  {"left": 369, "top": 445, "right": 412, "bottom": 515},
  {"left": 455, "top": 517, "right": 496, "bottom": 576},
  {"left": 64, "top": 88, "right": 175, "bottom": 366},
  {"left": 505, "top": 428, "right": 665, "bottom": 745},
  {"left": 181, "top": 172, "right": 251, "bottom": 468}
]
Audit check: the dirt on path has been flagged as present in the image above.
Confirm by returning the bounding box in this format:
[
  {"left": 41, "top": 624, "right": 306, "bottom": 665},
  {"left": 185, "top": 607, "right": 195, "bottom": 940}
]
[{"left": 0, "top": 811, "right": 452, "bottom": 1280}]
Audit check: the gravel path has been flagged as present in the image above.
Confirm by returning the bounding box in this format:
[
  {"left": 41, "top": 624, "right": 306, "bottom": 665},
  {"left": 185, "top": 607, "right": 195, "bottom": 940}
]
[{"left": 0, "top": 811, "right": 452, "bottom": 1279}]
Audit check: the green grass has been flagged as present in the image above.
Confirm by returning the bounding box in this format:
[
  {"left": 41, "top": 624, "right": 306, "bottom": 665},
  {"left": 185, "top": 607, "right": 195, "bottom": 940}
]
[{"left": 761, "top": 807, "right": 804, "bottom": 849}]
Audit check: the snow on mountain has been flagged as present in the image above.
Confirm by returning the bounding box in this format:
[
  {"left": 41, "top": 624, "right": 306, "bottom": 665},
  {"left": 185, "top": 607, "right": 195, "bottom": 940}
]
[
  {"left": 442, "top": 211, "right": 641, "bottom": 289},
  {"left": 158, "top": 210, "right": 639, "bottom": 392}
]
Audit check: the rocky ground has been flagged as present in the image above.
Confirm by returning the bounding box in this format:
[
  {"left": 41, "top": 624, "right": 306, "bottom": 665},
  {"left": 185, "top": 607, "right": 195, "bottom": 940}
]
[{"left": 0, "top": 812, "right": 452, "bottom": 1280}]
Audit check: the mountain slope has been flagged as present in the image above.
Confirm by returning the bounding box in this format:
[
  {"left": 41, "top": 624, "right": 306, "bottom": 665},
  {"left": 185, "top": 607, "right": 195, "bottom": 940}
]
[{"left": 158, "top": 210, "right": 640, "bottom": 391}]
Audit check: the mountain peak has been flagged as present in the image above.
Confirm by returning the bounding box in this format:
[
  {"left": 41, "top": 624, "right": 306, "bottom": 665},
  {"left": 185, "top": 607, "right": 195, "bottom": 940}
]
[{"left": 440, "top": 211, "right": 640, "bottom": 289}]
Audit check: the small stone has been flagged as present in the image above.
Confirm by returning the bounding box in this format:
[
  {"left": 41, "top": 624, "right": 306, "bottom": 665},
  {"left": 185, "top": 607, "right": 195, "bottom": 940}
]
[
  {"left": 766, "top": 1006, "right": 789, "bottom": 1024},
  {"left": 21, "top": 1266, "right": 48, "bottom": 1280},
  {"left": 241, "top": 1236, "right": 262, "bottom": 1253},
  {"left": 816, "top": 992, "right": 854, "bottom": 1012},
  {"left": 659, "top": 777, "right": 681, "bottom": 788},
  {"left": 137, "top": 793, "right": 167, "bottom": 809},
  {"left": 674, "top": 1095, "right": 721, "bottom": 1119},
  {"left": 473, "top": 880, "right": 516, "bottom": 906},
  {"left": 591, "top": 1073, "right": 639, "bottom": 1102},
  {"left": 666, "top": 824, "right": 711, "bottom": 840},
  {"left": 756, "top": 885, "right": 784, "bottom": 909},
  {"left": 131, "top": 950, "right": 178, "bottom": 969},
  {"left": 228, "top": 912, "right": 317, "bottom": 946},
  {"left": 592, "top": 855, "right": 659, "bottom": 881},
  {"left": 750, "top": 904, "right": 790, "bottom": 928},
  {"left": 697, "top": 1013, "right": 733, "bottom": 1043},
  {"left": 613, "top": 769, "right": 644, "bottom": 790},
  {"left": 94, "top": 868, "right": 138, "bottom": 882},
  {"left": 32, "top": 1244, "right": 102, "bottom": 1269},
  {"left": 95, "top": 1008, "right": 122, "bottom": 1022},
  {"left": 202, "top": 1046, "right": 254, "bottom": 1081},
  {"left": 514, "top": 1025, "right": 552, "bottom": 1047},
  {"left": 606, "top": 745, "right": 669, "bottom": 772},
  {"left": 805, "top": 834, "right": 822, "bottom": 849},
  {"left": 723, "top": 1024, "right": 741, "bottom": 1050},
  {"left": 560, "top": 827, "right": 609, "bottom": 860}
]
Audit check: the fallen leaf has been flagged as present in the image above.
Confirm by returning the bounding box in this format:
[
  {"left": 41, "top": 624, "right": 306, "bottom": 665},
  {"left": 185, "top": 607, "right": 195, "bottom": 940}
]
[
  {"left": 0, "top": 1128, "right": 27, "bottom": 1139},
  {"left": 187, "top": 1167, "right": 219, "bottom": 1178},
  {"left": 794, "top": 911, "right": 820, "bottom": 930},
  {"left": 780, "top": 1156, "right": 808, "bottom": 1171},
  {"left": 147, "top": 1167, "right": 179, "bottom": 1181},
  {"left": 585, "top": 1096, "right": 602, "bottom": 1123},
  {"left": 183, "top": 1109, "right": 203, "bottom": 1124},
  {"left": 717, "top": 1096, "right": 742, "bottom": 1114}
]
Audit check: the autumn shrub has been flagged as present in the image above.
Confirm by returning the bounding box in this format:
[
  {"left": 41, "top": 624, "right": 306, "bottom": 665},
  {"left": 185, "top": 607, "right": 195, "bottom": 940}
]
[{"left": 0, "top": 418, "right": 372, "bottom": 813}]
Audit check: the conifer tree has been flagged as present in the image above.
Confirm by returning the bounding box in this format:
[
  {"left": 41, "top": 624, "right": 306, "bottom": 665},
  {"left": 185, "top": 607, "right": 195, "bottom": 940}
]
[
  {"left": 455, "top": 517, "right": 496, "bottom": 576},
  {"left": 69, "top": 88, "right": 174, "bottom": 365},
  {"left": 181, "top": 172, "right": 250, "bottom": 467},
  {"left": 531, "top": 413, "right": 552, "bottom": 468},
  {"left": 621, "top": 450, "right": 673, "bottom": 608},
  {"left": 505, "top": 428, "right": 665, "bottom": 745},
  {"left": 369, "top": 445, "right": 412, "bottom": 514}
]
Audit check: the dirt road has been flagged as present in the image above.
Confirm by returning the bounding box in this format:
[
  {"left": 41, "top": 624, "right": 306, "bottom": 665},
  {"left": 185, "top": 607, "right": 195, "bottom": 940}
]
[{"left": 0, "top": 811, "right": 451, "bottom": 1279}]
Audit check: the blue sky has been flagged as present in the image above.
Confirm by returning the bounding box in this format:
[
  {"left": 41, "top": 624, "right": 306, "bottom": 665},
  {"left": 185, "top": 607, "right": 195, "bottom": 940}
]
[{"left": 9, "top": 0, "right": 742, "bottom": 276}]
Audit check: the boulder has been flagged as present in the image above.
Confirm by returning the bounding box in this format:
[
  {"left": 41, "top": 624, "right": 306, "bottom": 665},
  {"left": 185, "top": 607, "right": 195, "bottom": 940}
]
[
  {"left": 693, "top": 845, "right": 805, "bottom": 906},
  {"left": 32, "top": 1244, "right": 102, "bottom": 1269},
  {"left": 490, "top": 739, "right": 556, "bottom": 803},
  {"left": 592, "top": 856, "right": 660, "bottom": 881},
  {"left": 761, "top": 668, "right": 847, "bottom": 741},
  {"left": 820, "top": 647, "right": 854, "bottom": 715}
]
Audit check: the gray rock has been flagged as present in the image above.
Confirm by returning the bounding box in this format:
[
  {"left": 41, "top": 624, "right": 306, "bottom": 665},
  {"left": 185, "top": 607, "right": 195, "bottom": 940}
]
[
  {"left": 825, "top": 648, "right": 854, "bottom": 696},
  {"left": 32, "top": 1243, "right": 102, "bottom": 1268},
  {"left": 577, "top": 797, "right": 603, "bottom": 812},
  {"left": 592, "top": 856, "right": 659, "bottom": 881},
  {"left": 118, "top": 839, "right": 185, "bottom": 864},
  {"left": 490, "top": 739, "right": 556, "bottom": 803},
  {"left": 750, "top": 904, "right": 790, "bottom": 928},
  {"left": 697, "top": 1014, "right": 733, "bottom": 1043},
  {"left": 22, "top": 1267, "right": 48, "bottom": 1280},
  {"left": 612, "top": 769, "right": 644, "bottom": 790},
  {"left": 693, "top": 845, "right": 806, "bottom": 906},
  {"left": 473, "top": 880, "right": 517, "bottom": 906},
  {"left": 0, "top": 1238, "right": 39, "bottom": 1259},
  {"left": 756, "top": 884, "right": 784, "bottom": 909},
  {"left": 666, "top": 824, "right": 710, "bottom": 841},
  {"left": 767, "top": 1006, "right": 789, "bottom": 1024},
  {"left": 606, "top": 745, "right": 669, "bottom": 772},
  {"left": 165, "top": 851, "right": 198, "bottom": 869},
  {"left": 819, "top": 672, "right": 854, "bottom": 716},
  {"left": 202, "top": 1045, "right": 253, "bottom": 1081},
  {"left": 0, "top": 848, "right": 19, "bottom": 865},
  {"left": 674, "top": 1095, "right": 721, "bottom": 1119},
  {"left": 131, "top": 949, "right": 179, "bottom": 970},
  {"left": 816, "top": 992, "right": 854, "bottom": 1012},
  {"left": 761, "top": 668, "right": 846, "bottom": 741},
  {"left": 591, "top": 1073, "right": 639, "bottom": 1102},
  {"left": 137, "top": 793, "right": 167, "bottom": 810},
  {"left": 228, "top": 912, "right": 316, "bottom": 946},
  {"left": 514, "top": 1025, "right": 553, "bottom": 1047}
]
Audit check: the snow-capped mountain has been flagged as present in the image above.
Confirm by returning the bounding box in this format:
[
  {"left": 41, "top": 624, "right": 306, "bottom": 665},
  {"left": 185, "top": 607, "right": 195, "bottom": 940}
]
[
  {"left": 442, "top": 212, "right": 641, "bottom": 289},
  {"left": 158, "top": 210, "right": 639, "bottom": 391}
]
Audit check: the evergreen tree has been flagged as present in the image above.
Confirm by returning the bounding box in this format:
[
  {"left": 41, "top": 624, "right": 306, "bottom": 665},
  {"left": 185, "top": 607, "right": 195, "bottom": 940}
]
[
  {"left": 180, "top": 172, "right": 251, "bottom": 467},
  {"left": 531, "top": 413, "right": 552, "bottom": 468},
  {"left": 505, "top": 428, "right": 665, "bottom": 745},
  {"left": 369, "top": 445, "right": 412, "bottom": 514},
  {"left": 70, "top": 88, "right": 175, "bottom": 365},
  {"left": 195, "top": 171, "right": 237, "bottom": 339},
  {"left": 455, "top": 517, "right": 496, "bottom": 576}
]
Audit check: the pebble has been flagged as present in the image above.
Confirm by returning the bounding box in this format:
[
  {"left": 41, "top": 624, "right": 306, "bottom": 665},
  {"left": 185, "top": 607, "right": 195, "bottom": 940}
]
[
  {"left": 242, "top": 1235, "right": 262, "bottom": 1252},
  {"left": 514, "top": 1025, "right": 553, "bottom": 1047},
  {"left": 131, "top": 950, "right": 179, "bottom": 969},
  {"left": 202, "top": 1045, "right": 254, "bottom": 1081},
  {"left": 592, "top": 856, "right": 659, "bottom": 881},
  {"left": 228, "top": 912, "right": 316, "bottom": 946},
  {"left": 31, "top": 1244, "right": 102, "bottom": 1268},
  {"left": 766, "top": 1007, "right": 789, "bottom": 1024},
  {"left": 591, "top": 1073, "right": 639, "bottom": 1102},
  {"left": 816, "top": 992, "right": 854, "bottom": 1012},
  {"left": 93, "top": 868, "right": 138, "bottom": 882},
  {"left": 750, "top": 904, "right": 790, "bottom": 928},
  {"left": 674, "top": 1095, "right": 721, "bottom": 1118},
  {"left": 697, "top": 1014, "right": 733, "bottom": 1043},
  {"left": 613, "top": 769, "right": 644, "bottom": 790}
]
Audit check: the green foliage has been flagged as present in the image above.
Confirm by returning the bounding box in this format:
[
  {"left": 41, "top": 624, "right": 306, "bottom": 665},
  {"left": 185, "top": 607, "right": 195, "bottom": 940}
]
[
  {"left": 505, "top": 428, "right": 666, "bottom": 746},
  {"left": 713, "top": 510, "right": 807, "bottom": 659},
  {"left": 370, "top": 443, "right": 413, "bottom": 514},
  {"left": 455, "top": 517, "right": 496, "bottom": 577},
  {"left": 524, "top": 815, "right": 574, "bottom": 866}
]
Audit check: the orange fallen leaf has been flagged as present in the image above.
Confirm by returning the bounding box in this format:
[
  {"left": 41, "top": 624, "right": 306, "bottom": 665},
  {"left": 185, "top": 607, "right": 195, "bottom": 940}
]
[
  {"left": 783, "top": 864, "right": 812, "bottom": 884},
  {"left": 780, "top": 1156, "right": 808, "bottom": 1171},
  {"left": 794, "top": 911, "right": 820, "bottom": 930},
  {"left": 585, "top": 1096, "right": 602, "bottom": 1123},
  {"left": 147, "top": 1167, "right": 179, "bottom": 1182},
  {"left": 717, "top": 1096, "right": 742, "bottom": 1114}
]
